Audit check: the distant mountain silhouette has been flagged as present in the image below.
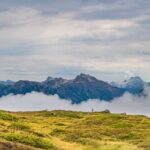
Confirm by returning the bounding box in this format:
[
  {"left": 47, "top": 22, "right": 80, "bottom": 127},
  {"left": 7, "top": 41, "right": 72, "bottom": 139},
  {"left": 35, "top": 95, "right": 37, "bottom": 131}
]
[
  {"left": 55, "top": 74, "right": 124, "bottom": 103},
  {"left": 111, "top": 76, "right": 145, "bottom": 94},
  {"left": 0, "top": 80, "right": 14, "bottom": 86},
  {"left": 0, "top": 74, "right": 149, "bottom": 103}
]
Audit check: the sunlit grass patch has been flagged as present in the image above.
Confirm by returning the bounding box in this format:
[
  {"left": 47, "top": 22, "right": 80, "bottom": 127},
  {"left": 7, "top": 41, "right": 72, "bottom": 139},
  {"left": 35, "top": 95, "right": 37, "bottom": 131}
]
[
  {"left": 0, "top": 110, "right": 150, "bottom": 150},
  {"left": 1, "top": 133, "right": 55, "bottom": 149},
  {"left": 9, "top": 122, "right": 30, "bottom": 131},
  {"left": 0, "top": 111, "right": 18, "bottom": 121},
  {"left": 111, "top": 122, "right": 133, "bottom": 128}
]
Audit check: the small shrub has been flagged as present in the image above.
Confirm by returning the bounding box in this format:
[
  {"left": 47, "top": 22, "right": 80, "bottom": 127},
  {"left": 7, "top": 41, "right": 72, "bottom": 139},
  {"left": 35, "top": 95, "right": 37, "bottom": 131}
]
[
  {"left": 0, "top": 112, "right": 17, "bottom": 121},
  {"left": 55, "top": 122, "right": 65, "bottom": 126},
  {"left": 111, "top": 123, "right": 133, "bottom": 128},
  {"left": 50, "top": 128, "right": 65, "bottom": 136},
  {"left": 118, "top": 133, "right": 135, "bottom": 140},
  {"left": 10, "top": 122, "right": 30, "bottom": 130},
  {"left": 101, "top": 109, "right": 111, "bottom": 113}
]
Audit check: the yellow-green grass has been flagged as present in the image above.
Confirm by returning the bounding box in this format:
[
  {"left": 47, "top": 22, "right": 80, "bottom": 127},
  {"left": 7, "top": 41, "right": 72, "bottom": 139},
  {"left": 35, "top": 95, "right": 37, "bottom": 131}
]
[{"left": 0, "top": 110, "right": 150, "bottom": 150}]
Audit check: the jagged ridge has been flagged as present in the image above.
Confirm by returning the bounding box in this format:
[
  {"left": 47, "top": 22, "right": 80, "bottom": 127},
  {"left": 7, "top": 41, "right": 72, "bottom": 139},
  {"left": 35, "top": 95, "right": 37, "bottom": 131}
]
[{"left": 0, "top": 74, "right": 148, "bottom": 103}]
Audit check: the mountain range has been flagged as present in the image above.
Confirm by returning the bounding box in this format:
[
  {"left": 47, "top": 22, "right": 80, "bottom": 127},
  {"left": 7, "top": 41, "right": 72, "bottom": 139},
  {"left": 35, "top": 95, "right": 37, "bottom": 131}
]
[{"left": 0, "top": 73, "right": 149, "bottom": 103}]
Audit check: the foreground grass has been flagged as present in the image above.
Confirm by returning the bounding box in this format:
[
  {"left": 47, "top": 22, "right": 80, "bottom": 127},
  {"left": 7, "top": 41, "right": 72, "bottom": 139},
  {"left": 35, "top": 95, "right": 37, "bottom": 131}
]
[{"left": 0, "top": 110, "right": 150, "bottom": 150}]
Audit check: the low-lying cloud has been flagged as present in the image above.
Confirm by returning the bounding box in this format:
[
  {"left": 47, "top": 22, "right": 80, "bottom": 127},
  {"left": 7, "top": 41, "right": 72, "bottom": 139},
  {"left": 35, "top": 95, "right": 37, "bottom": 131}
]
[{"left": 0, "top": 87, "right": 150, "bottom": 116}]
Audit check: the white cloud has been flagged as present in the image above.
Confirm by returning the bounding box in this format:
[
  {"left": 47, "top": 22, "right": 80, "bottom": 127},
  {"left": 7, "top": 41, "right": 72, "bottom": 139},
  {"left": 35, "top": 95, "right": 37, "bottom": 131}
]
[
  {"left": 0, "top": 2, "right": 149, "bottom": 82},
  {"left": 0, "top": 87, "right": 150, "bottom": 116},
  {"left": 0, "top": 7, "right": 137, "bottom": 50}
]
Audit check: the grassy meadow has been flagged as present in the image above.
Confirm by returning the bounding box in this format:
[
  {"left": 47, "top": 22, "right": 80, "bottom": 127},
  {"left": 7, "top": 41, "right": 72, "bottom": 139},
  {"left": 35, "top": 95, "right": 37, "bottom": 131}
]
[{"left": 0, "top": 110, "right": 150, "bottom": 150}]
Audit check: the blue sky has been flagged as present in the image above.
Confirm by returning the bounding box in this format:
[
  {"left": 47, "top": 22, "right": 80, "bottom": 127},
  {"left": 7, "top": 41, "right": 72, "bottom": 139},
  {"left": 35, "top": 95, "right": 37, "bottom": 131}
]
[{"left": 0, "top": 0, "right": 150, "bottom": 82}]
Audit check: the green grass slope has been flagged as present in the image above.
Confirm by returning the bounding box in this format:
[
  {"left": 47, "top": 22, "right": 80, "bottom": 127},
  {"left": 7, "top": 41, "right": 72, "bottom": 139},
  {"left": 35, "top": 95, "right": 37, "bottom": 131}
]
[{"left": 0, "top": 110, "right": 150, "bottom": 150}]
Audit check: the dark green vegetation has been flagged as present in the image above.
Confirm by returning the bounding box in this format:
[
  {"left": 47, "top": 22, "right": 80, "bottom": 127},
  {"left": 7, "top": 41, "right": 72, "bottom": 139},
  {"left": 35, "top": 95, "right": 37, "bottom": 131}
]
[{"left": 0, "top": 110, "right": 150, "bottom": 150}]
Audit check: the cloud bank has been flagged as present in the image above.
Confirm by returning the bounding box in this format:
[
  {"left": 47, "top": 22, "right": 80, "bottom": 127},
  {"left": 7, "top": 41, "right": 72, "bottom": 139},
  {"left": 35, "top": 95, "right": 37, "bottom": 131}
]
[
  {"left": 0, "top": 0, "right": 150, "bottom": 82},
  {"left": 0, "top": 87, "right": 150, "bottom": 116}
]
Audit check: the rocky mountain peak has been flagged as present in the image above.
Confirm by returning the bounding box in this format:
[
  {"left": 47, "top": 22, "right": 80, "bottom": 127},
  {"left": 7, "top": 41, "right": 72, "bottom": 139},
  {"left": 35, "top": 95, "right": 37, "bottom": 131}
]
[
  {"left": 74, "top": 73, "right": 97, "bottom": 82},
  {"left": 46, "top": 76, "right": 54, "bottom": 82},
  {"left": 124, "top": 76, "right": 144, "bottom": 83}
]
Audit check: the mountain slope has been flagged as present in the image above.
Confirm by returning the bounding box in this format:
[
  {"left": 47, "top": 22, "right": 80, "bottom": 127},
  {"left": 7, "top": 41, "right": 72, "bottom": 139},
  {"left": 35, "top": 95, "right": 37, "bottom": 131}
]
[
  {"left": 0, "top": 80, "right": 42, "bottom": 97},
  {"left": 56, "top": 74, "right": 124, "bottom": 103},
  {"left": 0, "top": 80, "right": 14, "bottom": 86},
  {"left": 0, "top": 74, "right": 148, "bottom": 103},
  {"left": 0, "top": 110, "right": 150, "bottom": 150},
  {"left": 111, "top": 76, "right": 145, "bottom": 94},
  {"left": 0, "top": 74, "right": 124, "bottom": 103}
]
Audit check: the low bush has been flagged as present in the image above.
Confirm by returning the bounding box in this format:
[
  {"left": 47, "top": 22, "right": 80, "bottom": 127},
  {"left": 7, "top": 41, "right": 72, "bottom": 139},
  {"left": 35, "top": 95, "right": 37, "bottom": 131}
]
[
  {"left": 10, "top": 122, "right": 30, "bottom": 130},
  {"left": 0, "top": 112, "right": 18, "bottom": 121},
  {"left": 2, "top": 133, "right": 55, "bottom": 149}
]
